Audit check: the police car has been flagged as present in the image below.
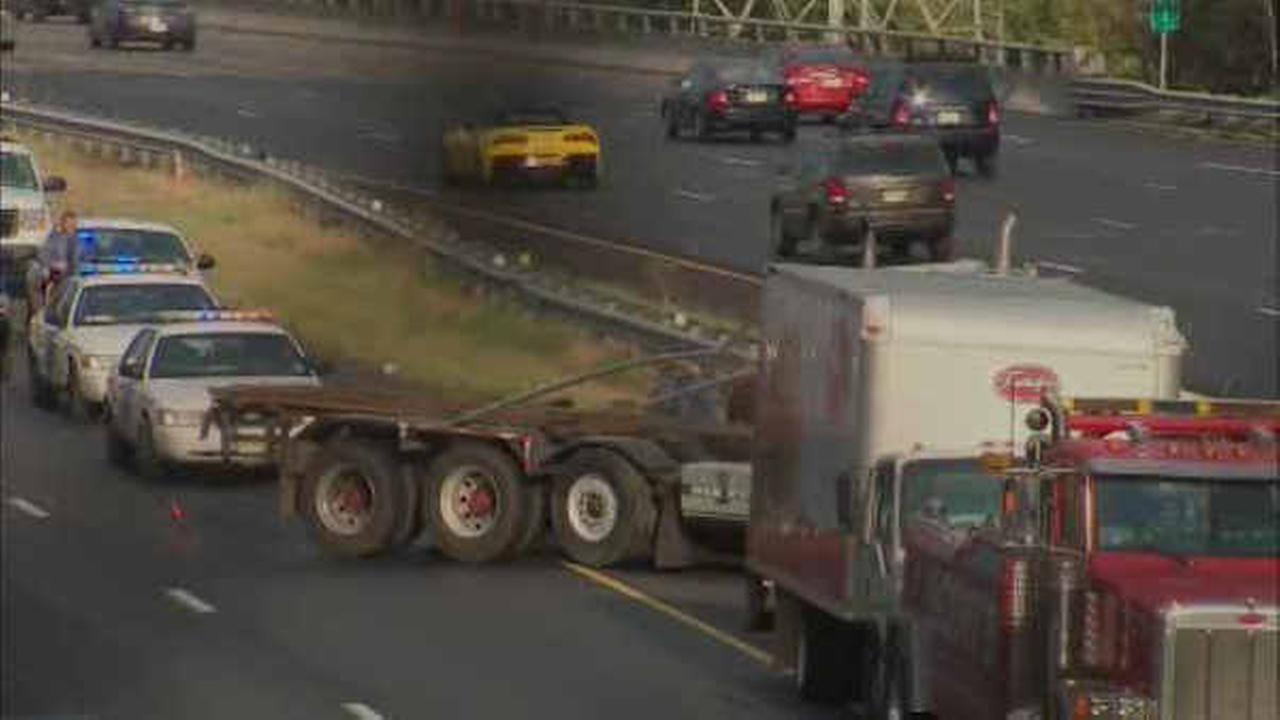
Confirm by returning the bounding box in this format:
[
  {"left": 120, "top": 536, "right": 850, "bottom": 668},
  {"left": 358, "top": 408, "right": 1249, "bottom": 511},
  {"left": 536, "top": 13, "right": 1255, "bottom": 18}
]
[
  {"left": 26, "top": 218, "right": 216, "bottom": 309},
  {"left": 27, "top": 260, "right": 218, "bottom": 418},
  {"left": 104, "top": 310, "right": 319, "bottom": 478}
]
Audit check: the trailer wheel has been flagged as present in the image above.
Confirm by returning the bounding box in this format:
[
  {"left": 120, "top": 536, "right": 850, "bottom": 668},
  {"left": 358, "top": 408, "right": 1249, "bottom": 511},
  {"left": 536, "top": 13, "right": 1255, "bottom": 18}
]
[
  {"left": 550, "top": 448, "right": 656, "bottom": 568},
  {"left": 301, "top": 438, "right": 404, "bottom": 558},
  {"left": 425, "top": 441, "right": 530, "bottom": 563},
  {"left": 796, "top": 605, "right": 857, "bottom": 705}
]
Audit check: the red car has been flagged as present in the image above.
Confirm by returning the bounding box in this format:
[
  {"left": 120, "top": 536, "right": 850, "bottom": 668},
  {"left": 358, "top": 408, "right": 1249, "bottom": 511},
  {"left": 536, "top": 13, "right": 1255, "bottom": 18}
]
[{"left": 775, "top": 45, "right": 869, "bottom": 120}]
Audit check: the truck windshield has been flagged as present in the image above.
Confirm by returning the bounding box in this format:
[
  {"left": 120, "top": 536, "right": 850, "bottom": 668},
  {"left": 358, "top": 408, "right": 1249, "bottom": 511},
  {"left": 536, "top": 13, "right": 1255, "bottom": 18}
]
[
  {"left": 901, "top": 459, "right": 1004, "bottom": 530},
  {"left": 149, "top": 333, "right": 312, "bottom": 378},
  {"left": 1096, "top": 476, "right": 1280, "bottom": 558},
  {"left": 1, "top": 151, "right": 39, "bottom": 190}
]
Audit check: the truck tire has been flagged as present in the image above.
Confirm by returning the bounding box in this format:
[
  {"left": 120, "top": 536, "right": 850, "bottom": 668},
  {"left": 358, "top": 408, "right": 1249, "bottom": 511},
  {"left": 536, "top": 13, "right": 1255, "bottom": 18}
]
[
  {"left": 549, "top": 448, "right": 656, "bottom": 568},
  {"left": 796, "top": 605, "right": 857, "bottom": 704},
  {"left": 301, "top": 438, "right": 405, "bottom": 558},
  {"left": 425, "top": 441, "right": 530, "bottom": 563}
]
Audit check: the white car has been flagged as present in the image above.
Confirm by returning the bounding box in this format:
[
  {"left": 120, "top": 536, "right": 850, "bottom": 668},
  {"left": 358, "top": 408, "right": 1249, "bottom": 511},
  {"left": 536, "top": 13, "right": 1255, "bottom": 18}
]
[
  {"left": 27, "top": 265, "right": 218, "bottom": 418},
  {"left": 104, "top": 312, "right": 320, "bottom": 478},
  {"left": 25, "top": 217, "right": 216, "bottom": 307},
  {"left": 1, "top": 138, "right": 66, "bottom": 261}
]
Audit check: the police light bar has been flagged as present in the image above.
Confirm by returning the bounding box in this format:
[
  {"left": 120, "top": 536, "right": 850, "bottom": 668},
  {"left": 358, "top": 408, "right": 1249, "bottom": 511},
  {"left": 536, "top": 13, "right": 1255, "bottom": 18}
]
[
  {"left": 77, "top": 260, "right": 188, "bottom": 276},
  {"left": 140, "top": 309, "right": 277, "bottom": 324}
]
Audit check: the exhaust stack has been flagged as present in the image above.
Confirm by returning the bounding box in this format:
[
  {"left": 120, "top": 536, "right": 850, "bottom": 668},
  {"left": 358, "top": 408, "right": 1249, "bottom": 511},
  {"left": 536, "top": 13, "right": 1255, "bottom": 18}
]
[{"left": 996, "top": 212, "right": 1018, "bottom": 275}]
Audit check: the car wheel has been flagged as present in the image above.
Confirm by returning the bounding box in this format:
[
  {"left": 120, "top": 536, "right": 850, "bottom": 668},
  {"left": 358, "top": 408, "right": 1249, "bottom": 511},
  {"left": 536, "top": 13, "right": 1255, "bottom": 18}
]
[
  {"left": 691, "top": 111, "right": 709, "bottom": 141},
  {"left": 975, "top": 151, "right": 997, "bottom": 178},
  {"left": 769, "top": 208, "right": 797, "bottom": 261},
  {"left": 135, "top": 419, "right": 170, "bottom": 482},
  {"left": 105, "top": 414, "right": 134, "bottom": 468},
  {"left": 301, "top": 438, "right": 405, "bottom": 558},
  {"left": 64, "top": 368, "right": 100, "bottom": 423}
]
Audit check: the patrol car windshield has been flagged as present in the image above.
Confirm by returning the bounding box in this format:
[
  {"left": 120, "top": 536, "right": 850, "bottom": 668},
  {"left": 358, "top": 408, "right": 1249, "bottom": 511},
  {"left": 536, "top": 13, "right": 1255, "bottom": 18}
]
[
  {"left": 1, "top": 151, "right": 39, "bottom": 190},
  {"left": 77, "top": 228, "right": 192, "bottom": 265},
  {"left": 74, "top": 284, "right": 216, "bottom": 325},
  {"left": 149, "top": 333, "right": 311, "bottom": 378},
  {"left": 1096, "top": 476, "right": 1280, "bottom": 558}
]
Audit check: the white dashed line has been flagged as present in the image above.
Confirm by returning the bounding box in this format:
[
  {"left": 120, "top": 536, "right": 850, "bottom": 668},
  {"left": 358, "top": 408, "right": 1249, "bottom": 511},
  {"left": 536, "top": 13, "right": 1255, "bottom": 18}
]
[
  {"left": 674, "top": 188, "right": 715, "bottom": 203},
  {"left": 1198, "top": 162, "right": 1280, "bottom": 177},
  {"left": 719, "top": 155, "right": 762, "bottom": 168},
  {"left": 1093, "top": 217, "right": 1138, "bottom": 231},
  {"left": 1258, "top": 306, "right": 1280, "bottom": 318},
  {"left": 235, "top": 107, "right": 258, "bottom": 119},
  {"left": 1037, "top": 261, "right": 1085, "bottom": 274},
  {"left": 1144, "top": 182, "right": 1177, "bottom": 192},
  {"left": 341, "top": 702, "right": 386, "bottom": 720},
  {"left": 163, "top": 587, "right": 217, "bottom": 615},
  {"left": 7, "top": 497, "right": 51, "bottom": 519},
  {"left": 359, "top": 130, "right": 402, "bottom": 145},
  {"left": 1004, "top": 133, "right": 1035, "bottom": 146}
]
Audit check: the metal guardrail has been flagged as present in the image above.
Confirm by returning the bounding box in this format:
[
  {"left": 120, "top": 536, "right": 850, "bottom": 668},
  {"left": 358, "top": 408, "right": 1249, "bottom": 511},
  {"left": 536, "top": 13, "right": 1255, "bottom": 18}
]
[
  {"left": 0, "top": 100, "right": 754, "bottom": 356},
  {"left": 210, "top": 0, "right": 1078, "bottom": 73},
  {"left": 1070, "top": 77, "right": 1280, "bottom": 130}
]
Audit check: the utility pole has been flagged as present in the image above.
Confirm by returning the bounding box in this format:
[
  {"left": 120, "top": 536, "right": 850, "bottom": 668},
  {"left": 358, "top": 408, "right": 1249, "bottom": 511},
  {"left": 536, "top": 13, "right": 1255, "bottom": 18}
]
[{"left": 1159, "top": 31, "right": 1169, "bottom": 90}]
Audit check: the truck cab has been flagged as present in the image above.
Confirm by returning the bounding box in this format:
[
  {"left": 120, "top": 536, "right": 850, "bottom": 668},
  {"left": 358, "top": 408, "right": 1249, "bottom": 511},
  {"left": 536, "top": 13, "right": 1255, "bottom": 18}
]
[{"left": 903, "top": 398, "right": 1279, "bottom": 720}]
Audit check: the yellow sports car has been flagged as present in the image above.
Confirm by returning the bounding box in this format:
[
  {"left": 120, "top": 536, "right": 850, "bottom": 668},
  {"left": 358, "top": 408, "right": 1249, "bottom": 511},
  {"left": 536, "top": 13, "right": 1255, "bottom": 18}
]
[{"left": 441, "top": 108, "right": 601, "bottom": 188}]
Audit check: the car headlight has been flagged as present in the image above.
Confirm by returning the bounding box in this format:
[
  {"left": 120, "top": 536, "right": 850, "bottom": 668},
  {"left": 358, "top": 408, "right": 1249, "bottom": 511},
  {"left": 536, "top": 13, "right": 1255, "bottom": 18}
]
[
  {"left": 18, "top": 207, "right": 50, "bottom": 233},
  {"left": 80, "top": 354, "right": 116, "bottom": 372},
  {"left": 157, "top": 409, "right": 206, "bottom": 427}
]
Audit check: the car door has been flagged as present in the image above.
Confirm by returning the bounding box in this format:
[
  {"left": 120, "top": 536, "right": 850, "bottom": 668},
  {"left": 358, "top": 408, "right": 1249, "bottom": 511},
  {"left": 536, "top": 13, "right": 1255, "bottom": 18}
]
[
  {"left": 46, "top": 282, "right": 82, "bottom": 390},
  {"left": 112, "top": 329, "right": 155, "bottom": 443}
]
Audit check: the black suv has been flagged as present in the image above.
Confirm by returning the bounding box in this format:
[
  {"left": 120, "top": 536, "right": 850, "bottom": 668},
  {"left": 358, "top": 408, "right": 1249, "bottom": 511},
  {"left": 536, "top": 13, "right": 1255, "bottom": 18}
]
[
  {"left": 770, "top": 134, "right": 956, "bottom": 264},
  {"left": 846, "top": 61, "right": 1000, "bottom": 177}
]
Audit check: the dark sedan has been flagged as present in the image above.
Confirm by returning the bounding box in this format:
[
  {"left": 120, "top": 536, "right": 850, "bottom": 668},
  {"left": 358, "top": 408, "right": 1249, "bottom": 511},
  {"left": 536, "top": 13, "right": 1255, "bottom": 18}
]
[
  {"left": 661, "top": 57, "right": 797, "bottom": 143},
  {"left": 845, "top": 61, "right": 1000, "bottom": 176},
  {"left": 88, "top": 0, "right": 195, "bottom": 50},
  {"left": 770, "top": 134, "right": 956, "bottom": 263}
]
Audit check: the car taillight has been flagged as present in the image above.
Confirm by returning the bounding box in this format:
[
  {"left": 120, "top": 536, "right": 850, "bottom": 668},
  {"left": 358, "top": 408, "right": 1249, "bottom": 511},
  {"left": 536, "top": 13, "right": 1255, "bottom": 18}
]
[
  {"left": 563, "top": 132, "right": 596, "bottom": 144},
  {"left": 987, "top": 100, "right": 1000, "bottom": 126},
  {"left": 848, "top": 70, "right": 870, "bottom": 92},
  {"left": 707, "top": 90, "right": 730, "bottom": 113},
  {"left": 824, "top": 177, "right": 850, "bottom": 206},
  {"left": 491, "top": 134, "right": 526, "bottom": 146},
  {"left": 999, "top": 557, "right": 1030, "bottom": 630},
  {"left": 941, "top": 179, "right": 956, "bottom": 204},
  {"left": 892, "top": 101, "right": 911, "bottom": 128}
]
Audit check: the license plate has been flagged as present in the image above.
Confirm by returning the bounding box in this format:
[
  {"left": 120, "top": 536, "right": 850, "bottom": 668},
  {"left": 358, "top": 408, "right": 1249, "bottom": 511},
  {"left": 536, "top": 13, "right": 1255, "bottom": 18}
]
[
  {"left": 936, "top": 110, "right": 962, "bottom": 126},
  {"left": 882, "top": 190, "right": 909, "bottom": 203},
  {"left": 744, "top": 90, "right": 769, "bottom": 104},
  {"left": 148, "top": 18, "right": 167, "bottom": 32},
  {"left": 236, "top": 440, "right": 267, "bottom": 455},
  {"left": 820, "top": 77, "right": 844, "bottom": 88}
]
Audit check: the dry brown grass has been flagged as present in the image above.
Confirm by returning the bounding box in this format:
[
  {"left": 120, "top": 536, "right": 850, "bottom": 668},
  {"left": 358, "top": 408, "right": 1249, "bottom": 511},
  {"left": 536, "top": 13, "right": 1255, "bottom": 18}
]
[{"left": 23, "top": 135, "right": 647, "bottom": 404}]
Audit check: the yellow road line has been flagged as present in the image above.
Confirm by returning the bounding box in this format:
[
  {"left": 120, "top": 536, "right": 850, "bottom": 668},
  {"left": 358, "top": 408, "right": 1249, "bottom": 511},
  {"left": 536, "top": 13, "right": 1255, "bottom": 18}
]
[{"left": 560, "top": 560, "right": 773, "bottom": 667}]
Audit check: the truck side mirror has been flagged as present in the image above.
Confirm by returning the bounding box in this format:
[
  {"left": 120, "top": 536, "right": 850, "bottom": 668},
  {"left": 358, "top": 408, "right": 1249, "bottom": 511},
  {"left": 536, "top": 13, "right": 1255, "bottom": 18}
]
[
  {"left": 196, "top": 253, "right": 216, "bottom": 270},
  {"left": 42, "top": 176, "right": 67, "bottom": 193}
]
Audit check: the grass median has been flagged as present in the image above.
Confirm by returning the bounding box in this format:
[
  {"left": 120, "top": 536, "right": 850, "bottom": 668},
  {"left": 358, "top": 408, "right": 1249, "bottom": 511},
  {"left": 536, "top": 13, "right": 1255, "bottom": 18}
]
[{"left": 20, "top": 134, "right": 646, "bottom": 404}]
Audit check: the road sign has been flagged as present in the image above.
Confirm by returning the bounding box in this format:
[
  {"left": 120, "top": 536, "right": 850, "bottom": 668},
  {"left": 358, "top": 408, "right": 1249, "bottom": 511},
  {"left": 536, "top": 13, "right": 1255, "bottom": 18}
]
[{"left": 1151, "top": 0, "right": 1181, "bottom": 34}]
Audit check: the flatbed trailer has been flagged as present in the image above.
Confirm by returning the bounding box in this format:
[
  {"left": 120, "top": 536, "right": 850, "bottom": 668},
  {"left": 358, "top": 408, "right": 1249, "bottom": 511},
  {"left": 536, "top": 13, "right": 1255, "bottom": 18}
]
[{"left": 207, "top": 361, "right": 754, "bottom": 568}]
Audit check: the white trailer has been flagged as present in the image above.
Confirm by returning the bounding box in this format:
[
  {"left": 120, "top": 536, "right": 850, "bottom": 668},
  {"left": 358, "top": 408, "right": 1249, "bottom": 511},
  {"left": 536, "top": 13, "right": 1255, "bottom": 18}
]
[{"left": 745, "top": 261, "right": 1188, "bottom": 711}]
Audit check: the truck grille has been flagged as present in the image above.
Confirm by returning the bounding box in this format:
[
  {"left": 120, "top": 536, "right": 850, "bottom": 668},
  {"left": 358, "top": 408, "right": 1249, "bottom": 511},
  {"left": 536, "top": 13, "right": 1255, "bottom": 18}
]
[
  {"left": 0, "top": 209, "right": 16, "bottom": 239},
  {"left": 1165, "top": 612, "right": 1278, "bottom": 720}
]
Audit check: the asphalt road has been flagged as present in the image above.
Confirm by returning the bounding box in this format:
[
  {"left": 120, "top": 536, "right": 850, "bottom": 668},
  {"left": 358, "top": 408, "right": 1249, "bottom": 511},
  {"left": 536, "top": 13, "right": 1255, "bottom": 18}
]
[
  {"left": 2, "top": 17, "right": 1276, "bottom": 397},
  {"left": 1, "top": 345, "right": 833, "bottom": 719}
]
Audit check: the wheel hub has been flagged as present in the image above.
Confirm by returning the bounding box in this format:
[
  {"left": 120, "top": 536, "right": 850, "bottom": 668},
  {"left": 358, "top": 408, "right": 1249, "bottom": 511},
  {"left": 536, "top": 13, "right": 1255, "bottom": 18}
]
[
  {"left": 315, "top": 469, "right": 375, "bottom": 536},
  {"left": 440, "top": 466, "right": 500, "bottom": 539},
  {"left": 565, "top": 474, "right": 618, "bottom": 543}
]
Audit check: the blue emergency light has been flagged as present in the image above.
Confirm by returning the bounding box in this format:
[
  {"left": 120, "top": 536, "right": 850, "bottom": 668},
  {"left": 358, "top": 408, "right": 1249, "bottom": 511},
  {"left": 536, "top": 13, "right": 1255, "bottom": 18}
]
[{"left": 77, "top": 257, "right": 185, "bottom": 276}]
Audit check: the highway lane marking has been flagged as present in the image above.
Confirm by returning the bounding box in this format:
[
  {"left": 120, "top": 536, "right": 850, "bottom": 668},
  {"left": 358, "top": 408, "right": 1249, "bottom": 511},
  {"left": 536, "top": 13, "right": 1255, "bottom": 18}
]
[
  {"left": 341, "top": 702, "right": 385, "bottom": 720},
  {"left": 719, "top": 156, "right": 762, "bottom": 168},
  {"left": 561, "top": 561, "right": 772, "bottom": 667},
  {"left": 1003, "top": 133, "right": 1035, "bottom": 146},
  {"left": 1198, "top": 162, "right": 1280, "bottom": 178},
  {"left": 163, "top": 587, "right": 217, "bottom": 615},
  {"left": 235, "top": 106, "right": 259, "bottom": 119},
  {"left": 674, "top": 188, "right": 716, "bottom": 203},
  {"left": 1144, "top": 182, "right": 1177, "bottom": 192},
  {"left": 6, "top": 497, "right": 51, "bottom": 520},
  {"left": 1258, "top": 306, "right": 1280, "bottom": 318},
  {"left": 1092, "top": 217, "right": 1138, "bottom": 231},
  {"left": 336, "top": 172, "right": 760, "bottom": 284},
  {"left": 1037, "top": 261, "right": 1085, "bottom": 274}
]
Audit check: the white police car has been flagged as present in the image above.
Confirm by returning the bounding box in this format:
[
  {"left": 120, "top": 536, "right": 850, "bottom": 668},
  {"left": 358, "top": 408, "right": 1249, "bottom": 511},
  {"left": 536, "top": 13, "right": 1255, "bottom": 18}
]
[
  {"left": 27, "top": 260, "right": 218, "bottom": 418},
  {"left": 104, "top": 310, "right": 319, "bottom": 478}
]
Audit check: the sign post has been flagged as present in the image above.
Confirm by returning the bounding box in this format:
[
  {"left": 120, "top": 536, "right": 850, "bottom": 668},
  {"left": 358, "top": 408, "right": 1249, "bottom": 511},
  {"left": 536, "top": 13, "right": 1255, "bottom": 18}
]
[{"left": 1150, "top": 0, "right": 1181, "bottom": 90}]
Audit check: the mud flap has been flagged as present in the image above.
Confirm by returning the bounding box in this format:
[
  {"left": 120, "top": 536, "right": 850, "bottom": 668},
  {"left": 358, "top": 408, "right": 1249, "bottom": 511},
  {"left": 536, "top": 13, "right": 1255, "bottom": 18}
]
[
  {"left": 652, "top": 483, "right": 698, "bottom": 570},
  {"left": 279, "top": 471, "right": 299, "bottom": 520}
]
